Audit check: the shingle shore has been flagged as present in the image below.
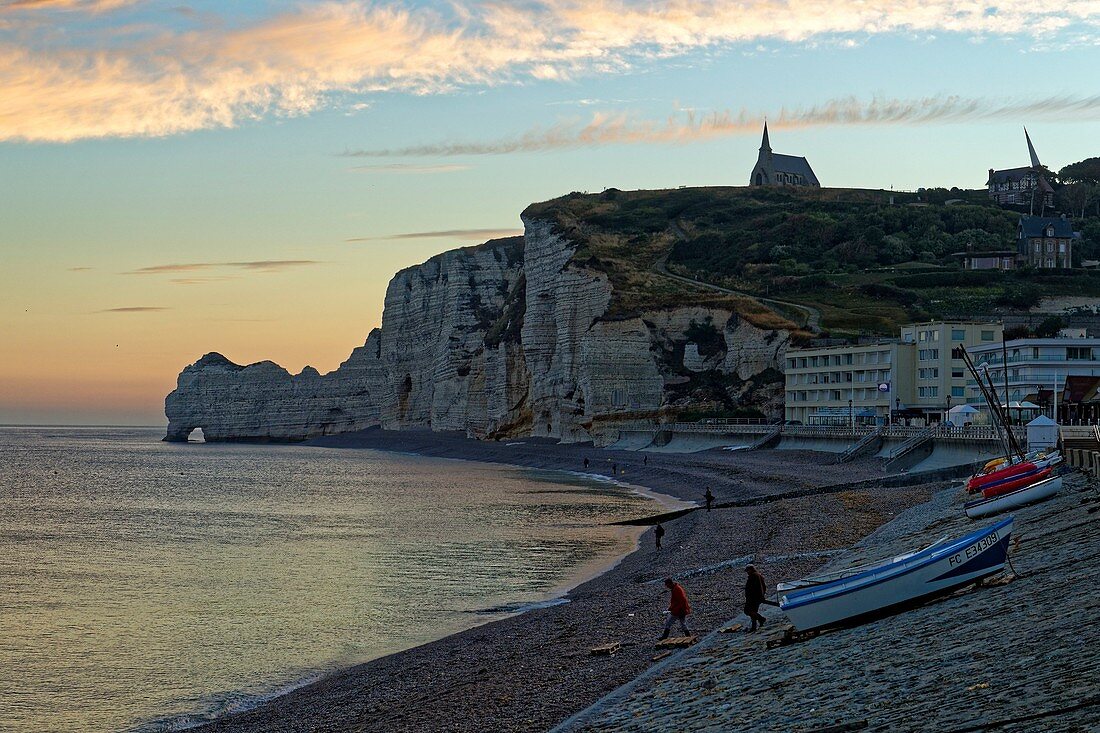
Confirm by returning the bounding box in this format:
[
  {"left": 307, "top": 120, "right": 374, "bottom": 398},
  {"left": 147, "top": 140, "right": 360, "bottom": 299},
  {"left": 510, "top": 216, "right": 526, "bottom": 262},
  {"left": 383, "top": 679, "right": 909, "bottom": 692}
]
[
  {"left": 560, "top": 472, "right": 1100, "bottom": 733},
  {"left": 191, "top": 429, "right": 948, "bottom": 733}
]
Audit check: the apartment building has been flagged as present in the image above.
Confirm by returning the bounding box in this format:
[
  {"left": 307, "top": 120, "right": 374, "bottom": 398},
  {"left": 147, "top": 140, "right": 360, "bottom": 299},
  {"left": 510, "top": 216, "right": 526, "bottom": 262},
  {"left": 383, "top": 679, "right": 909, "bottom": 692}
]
[
  {"left": 966, "top": 336, "right": 1100, "bottom": 418},
  {"left": 901, "top": 322, "right": 1003, "bottom": 414},
  {"left": 784, "top": 322, "right": 1003, "bottom": 425}
]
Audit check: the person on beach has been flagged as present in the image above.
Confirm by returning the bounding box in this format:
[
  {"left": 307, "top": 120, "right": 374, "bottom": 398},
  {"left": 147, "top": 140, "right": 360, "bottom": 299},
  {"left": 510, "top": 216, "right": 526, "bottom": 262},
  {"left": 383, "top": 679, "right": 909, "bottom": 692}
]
[
  {"left": 612, "top": 462, "right": 618, "bottom": 475},
  {"left": 744, "top": 565, "right": 767, "bottom": 631},
  {"left": 704, "top": 487, "right": 715, "bottom": 512},
  {"left": 654, "top": 523, "right": 665, "bottom": 550},
  {"left": 643, "top": 454, "right": 648, "bottom": 466},
  {"left": 660, "top": 578, "right": 692, "bottom": 640},
  {"left": 583, "top": 457, "right": 589, "bottom": 469}
]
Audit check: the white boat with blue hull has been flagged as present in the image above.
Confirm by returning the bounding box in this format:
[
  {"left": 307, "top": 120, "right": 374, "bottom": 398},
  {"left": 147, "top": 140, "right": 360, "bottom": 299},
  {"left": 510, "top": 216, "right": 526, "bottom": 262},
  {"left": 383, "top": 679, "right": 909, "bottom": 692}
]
[
  {"left": 780, "top": 517, "right": 1014, "bottom": 631},
  {"left": 965, "top": 474, "right": 1062, "bottom": 519}
]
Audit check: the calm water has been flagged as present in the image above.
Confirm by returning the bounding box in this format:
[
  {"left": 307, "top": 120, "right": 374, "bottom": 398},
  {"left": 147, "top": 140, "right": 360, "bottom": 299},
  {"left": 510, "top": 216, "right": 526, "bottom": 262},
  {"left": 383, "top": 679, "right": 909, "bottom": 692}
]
[{"left": 0, "top": 427, "right": 664, "bottom": 733}]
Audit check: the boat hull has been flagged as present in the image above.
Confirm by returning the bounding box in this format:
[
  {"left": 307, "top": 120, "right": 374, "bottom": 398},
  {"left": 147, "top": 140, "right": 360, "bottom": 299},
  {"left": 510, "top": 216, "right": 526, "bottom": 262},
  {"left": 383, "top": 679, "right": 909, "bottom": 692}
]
[
  {"left": 780, "top": 517, "right": 1013, "bottom": 631},
  {"left": 982, "top": 466, "right": 1051, "bottom": 498},
  {"left": 966, "top": 475, "right": 1062, "bottom": 519},
  {"left": 967, "top": 461, "right": 1036, "bottom": 493}
]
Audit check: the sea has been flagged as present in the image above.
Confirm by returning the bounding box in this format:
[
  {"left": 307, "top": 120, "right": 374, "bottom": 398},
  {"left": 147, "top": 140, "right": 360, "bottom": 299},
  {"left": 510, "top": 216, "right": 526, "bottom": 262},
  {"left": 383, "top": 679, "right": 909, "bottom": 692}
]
[{"left": 0, "top": 427, "right": 665, "bottom": 733}]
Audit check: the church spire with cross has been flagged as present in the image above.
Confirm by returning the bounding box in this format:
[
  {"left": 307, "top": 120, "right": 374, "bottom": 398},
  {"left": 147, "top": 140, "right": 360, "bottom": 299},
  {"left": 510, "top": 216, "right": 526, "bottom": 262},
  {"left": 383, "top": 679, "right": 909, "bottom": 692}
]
[{"left": 749, "top": 120, "right": 819, "bottom": 187}]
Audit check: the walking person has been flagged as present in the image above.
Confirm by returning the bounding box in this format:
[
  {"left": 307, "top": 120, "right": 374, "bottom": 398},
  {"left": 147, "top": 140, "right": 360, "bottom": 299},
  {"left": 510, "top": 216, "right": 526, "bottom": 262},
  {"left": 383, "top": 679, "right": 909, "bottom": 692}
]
[
  {"left": 583, "top": 456, "right": 589, "bottom": 470},
  {"left": 659, "top": 578, "right": 692, "bottom": 640},
  {"left": 654, "top": 522, "right": 665, "bottom": 551},
  {"left": 643, "top": 454, "right": 648, "bottom": 466},
  {"left": 744, "top": 565, "right": 767, "bottom": 631},
  {"left": 611, "top": 462, "right": 618, "bottom": 475},
  {"left": 704, "top": 487, "right": 715, "bottom": 513}
]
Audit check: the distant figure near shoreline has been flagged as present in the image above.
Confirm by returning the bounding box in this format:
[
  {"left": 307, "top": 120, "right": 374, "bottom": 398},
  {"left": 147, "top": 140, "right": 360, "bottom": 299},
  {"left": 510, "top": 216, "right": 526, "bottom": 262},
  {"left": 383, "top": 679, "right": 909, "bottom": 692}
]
[
  {"left": 654, "top": 523, "right": 665, "bottom": 551},
  {"left": 704, "top": 487, "right": 714, "bottom": 512}
]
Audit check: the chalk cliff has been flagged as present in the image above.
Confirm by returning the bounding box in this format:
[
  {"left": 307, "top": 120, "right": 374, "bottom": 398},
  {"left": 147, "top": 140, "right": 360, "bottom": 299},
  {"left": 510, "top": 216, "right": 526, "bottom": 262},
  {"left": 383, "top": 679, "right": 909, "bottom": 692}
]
[{"left": 165, "top": 193, "right": 794, "bottom": 445}]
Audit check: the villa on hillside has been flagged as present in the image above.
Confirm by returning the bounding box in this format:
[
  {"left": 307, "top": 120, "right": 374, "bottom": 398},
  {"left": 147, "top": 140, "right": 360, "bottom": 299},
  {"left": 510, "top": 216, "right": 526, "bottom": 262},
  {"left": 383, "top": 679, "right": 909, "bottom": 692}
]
[
  {"left": 1018, "top": 215, "right": 1075, "bottom": 268},
  {"left": 987, "top": 128, "right": 1054, "bottom": 211},
  {"left": 960, "top": 214, "right": 1076, "bottom": 270},
  {"left": 749, "top": 122, "right": 820, "bottom": 188}
]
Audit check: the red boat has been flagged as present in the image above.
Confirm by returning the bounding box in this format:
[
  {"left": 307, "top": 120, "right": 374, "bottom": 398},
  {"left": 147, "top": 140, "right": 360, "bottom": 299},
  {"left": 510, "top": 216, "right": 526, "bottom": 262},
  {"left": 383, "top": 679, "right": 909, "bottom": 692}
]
[
  {"left": 966, "top": 460, "right": 1037, "bottom": 494},
  {"left": 982, "top": 467, "right": 1052, "bottom": 498}
]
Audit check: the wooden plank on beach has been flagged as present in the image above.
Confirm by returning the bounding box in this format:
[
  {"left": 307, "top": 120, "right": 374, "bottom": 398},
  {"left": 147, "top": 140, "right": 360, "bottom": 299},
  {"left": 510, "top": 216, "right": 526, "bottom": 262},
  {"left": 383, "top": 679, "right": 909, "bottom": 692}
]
[
  {"left": 655, "top": 636, "right": 697, "bottom": 649},
  {"left": 651, "top": 651, "right": 673, "bottom": 662},
  {"left": 590, "top": 642, "right": 621, "bottom": 656},
  {"left": 719, "top": 623, "right": 744, "bottom": 634}
]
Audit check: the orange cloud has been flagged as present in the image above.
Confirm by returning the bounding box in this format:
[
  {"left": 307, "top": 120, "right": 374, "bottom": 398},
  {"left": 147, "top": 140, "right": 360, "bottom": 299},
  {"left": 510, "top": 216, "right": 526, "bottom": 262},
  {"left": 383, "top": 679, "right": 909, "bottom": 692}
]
[
  {"left": 0, "top": 0, "right": 139, "bottom": 11},
  {"left": 348, "top": 94, "right": 1100, "bottom": 156},
  {"left": 124, "top": 260, "right": 320, "bottom": 275},
  {"left": 3, "top": 1, "right": 1100, "bottom": 142}
]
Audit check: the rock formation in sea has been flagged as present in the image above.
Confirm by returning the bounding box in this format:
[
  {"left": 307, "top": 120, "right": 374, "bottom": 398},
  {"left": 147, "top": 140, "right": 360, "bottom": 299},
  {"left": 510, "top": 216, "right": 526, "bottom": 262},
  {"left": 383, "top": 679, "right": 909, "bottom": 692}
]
[{"left": 165, "top": 193, "right": 794, "bottom": 445}]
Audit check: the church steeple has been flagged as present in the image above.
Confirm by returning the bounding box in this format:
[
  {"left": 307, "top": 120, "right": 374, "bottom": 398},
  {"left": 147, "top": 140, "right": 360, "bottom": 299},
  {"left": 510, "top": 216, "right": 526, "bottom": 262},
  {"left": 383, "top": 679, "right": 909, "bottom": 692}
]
[
  {"left": 1024, "top": 126, "right": 1041, "bottom": 169},
  {"left": 760, "top": 121, "right": 771, "bottom": 152}
]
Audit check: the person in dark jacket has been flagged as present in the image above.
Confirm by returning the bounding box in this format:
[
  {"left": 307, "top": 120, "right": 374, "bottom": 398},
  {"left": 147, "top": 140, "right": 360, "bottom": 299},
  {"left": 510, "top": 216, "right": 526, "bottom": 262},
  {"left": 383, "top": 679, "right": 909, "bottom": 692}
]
[
  {"left": 704, "top": 487, "right": 715, "bottom": 512},
  {"left": 744, "top": 565, "right": 767, "bottom": 631},
  {"left": 654, "top": 523, "right": 665, "bottom": 550},
  {"left": 660, "top": 578, "right": 692, "bottom": 639}
]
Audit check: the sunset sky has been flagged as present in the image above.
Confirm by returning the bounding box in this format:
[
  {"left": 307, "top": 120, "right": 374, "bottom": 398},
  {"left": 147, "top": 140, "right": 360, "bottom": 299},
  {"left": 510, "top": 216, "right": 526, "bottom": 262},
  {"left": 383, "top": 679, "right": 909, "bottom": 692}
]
[{"left": 2, "top": 0, "right": 1100, "bottom": 424}]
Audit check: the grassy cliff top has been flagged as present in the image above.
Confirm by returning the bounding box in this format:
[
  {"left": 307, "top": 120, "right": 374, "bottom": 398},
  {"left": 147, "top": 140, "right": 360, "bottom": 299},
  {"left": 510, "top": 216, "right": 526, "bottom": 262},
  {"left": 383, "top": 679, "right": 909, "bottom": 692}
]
[{"left": 523, "top": 186, "right": 1100, "bottom": 337}]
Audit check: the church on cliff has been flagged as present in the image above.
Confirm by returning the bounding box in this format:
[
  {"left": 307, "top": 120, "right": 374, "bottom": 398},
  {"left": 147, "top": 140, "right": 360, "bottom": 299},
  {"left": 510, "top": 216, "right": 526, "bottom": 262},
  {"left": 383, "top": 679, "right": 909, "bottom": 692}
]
[{"left": 749, "top": 122, "right": 820, "bottom": 188}]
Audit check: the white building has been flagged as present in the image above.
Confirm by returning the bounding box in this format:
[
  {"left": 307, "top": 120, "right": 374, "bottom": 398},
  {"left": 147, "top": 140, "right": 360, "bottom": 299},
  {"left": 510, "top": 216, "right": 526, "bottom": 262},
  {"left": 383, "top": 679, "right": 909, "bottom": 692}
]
[
  {"left": 784, "top": 322, "right": 1002, "bottom": 425},
  {"left": 966, "top": 336, "right": 1100, "bottom": 420}
]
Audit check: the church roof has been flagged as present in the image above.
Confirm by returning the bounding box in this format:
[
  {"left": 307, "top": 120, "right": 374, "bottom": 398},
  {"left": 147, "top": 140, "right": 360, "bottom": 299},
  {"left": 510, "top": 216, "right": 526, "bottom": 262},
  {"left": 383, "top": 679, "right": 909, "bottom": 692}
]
[{"left": 771, "top": 153, "right": 819, "bottom": 184}]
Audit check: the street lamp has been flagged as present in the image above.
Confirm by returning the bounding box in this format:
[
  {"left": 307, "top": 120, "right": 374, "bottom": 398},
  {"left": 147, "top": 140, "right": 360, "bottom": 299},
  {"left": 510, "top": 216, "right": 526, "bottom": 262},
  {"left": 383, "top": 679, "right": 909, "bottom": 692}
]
[{"left": 848, "top": 398, "right": 854, "bottom": 438}]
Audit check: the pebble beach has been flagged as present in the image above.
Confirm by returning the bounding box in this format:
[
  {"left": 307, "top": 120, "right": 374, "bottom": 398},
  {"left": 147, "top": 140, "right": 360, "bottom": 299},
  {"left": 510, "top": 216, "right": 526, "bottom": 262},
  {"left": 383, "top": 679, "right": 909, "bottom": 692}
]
[
  {"left": 192, "top": 428, "right": 959, "bottom": 733},
  {"left": 559, "top": 473, "right": 1100, "bottom": 733}
]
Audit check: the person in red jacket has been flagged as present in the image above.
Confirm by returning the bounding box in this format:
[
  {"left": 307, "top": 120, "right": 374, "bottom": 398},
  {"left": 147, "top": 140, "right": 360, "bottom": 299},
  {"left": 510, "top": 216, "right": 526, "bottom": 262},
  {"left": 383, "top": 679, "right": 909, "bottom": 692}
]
[{"left": 660, "top": 578, "right": 692, "bottom": 640}]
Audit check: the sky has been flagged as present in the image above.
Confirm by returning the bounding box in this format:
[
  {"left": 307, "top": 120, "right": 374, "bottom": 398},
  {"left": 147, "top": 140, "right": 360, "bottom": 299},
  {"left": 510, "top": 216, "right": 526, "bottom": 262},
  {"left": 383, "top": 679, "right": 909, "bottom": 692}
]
[{"left": 2, "top": 0, "right": 1100, "bottom": 425}]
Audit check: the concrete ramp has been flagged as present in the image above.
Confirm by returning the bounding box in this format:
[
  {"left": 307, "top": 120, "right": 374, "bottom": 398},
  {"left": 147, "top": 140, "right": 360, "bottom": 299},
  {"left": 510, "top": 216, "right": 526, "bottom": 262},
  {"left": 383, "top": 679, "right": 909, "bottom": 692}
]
[
  {"left": 644, "top": 432, "right": 753, "bottom": 453},
  {"left": 609, "top": 430, "right": 657, "bottom": 451},
  {"left": 906, "top": 440, "right": 1004, "bottom": 473}
]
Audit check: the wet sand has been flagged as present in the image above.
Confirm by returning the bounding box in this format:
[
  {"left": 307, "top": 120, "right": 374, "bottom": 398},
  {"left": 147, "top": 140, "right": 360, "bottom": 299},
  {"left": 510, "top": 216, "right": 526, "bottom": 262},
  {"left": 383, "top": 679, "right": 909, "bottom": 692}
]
[{"left": 194, "top": 428, "right": 946, "bottom": 733}]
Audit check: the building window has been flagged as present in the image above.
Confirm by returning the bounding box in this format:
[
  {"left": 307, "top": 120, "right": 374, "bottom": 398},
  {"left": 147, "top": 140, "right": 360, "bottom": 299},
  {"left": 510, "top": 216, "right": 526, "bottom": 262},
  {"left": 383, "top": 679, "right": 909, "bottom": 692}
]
[
  {"left": 918, "top": 387, "right": 939, "bottom": 398},
  {"left": 918, "top": 368, "right": 939, "bottom": 379},
  {"left": 1067, "top": 347, "right": 1093, "bottom": 361},
  {"left": 951, "top": 386, "right": 965, "bottom": 398},
  {"left": 918, "top": 349, "right": 939, "bottom": 361},
  {"left": 952, "top": 369, "right": 965, "bottom": 378},
  {"left": 951, "top": 329, "right": 966, "bottom": 341},
  {"left": 918, "top": 331, "right": 927, "bottom": 342},
  {"left": 981, "top": 330, "right": 995, "bottom": 341}
]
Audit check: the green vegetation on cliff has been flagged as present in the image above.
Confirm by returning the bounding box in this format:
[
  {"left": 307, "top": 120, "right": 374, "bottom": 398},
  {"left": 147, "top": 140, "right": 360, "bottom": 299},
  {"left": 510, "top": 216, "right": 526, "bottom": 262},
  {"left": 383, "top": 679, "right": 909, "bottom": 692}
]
[{"left": 525, "top": 186, "right": 1100, "bottom": 338}]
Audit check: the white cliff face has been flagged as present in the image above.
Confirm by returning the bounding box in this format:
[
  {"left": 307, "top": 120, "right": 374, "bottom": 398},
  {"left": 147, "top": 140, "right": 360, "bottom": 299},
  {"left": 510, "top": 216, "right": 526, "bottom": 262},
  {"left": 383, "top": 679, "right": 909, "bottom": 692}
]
[
  {"left": 378, "top": 238, "right": 528, "bottom": 436},
  {"left": 164, "top": 330, "right": 386, "bottom": 442},
  {"left": 165, "top": 239, "right": 529, "bottom": 442},
  {"left": 165, "top": 223, "right": 789, "bottom": 443}
]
